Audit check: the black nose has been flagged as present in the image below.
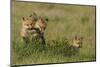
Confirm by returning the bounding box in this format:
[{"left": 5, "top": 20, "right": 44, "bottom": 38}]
[
  {"left": 30, "top": 28, "right": 33, "bottom": 30},
  {"left": 28, "top": 28, "right": 33, "bottom": 30}
]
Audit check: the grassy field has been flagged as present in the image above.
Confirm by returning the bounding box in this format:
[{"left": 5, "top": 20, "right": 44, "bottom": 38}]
[{"left": 11, "top": 1, "right": 96, "bottom": 66}]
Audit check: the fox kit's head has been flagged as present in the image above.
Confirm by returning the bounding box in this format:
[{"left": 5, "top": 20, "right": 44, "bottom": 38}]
[
  {"left": 21, "top": 12, "right": 38, "bottom": 30},
  {"left": 73, "top": 36, "right": 83, "bottom": 48},
  {"left": 22, "top": 17, "right": 36, "bottom": 30},
  {"left": 35, "top": 16, "right": 48, "bottom": 34}
]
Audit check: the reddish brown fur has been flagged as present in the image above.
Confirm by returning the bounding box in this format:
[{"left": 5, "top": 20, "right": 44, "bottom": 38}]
[
  {"left": 34, "top": 17, "right": 47, "bottom": 33},
  {"left": 72, "top": 36, "right": 83, "bottom": 48}
]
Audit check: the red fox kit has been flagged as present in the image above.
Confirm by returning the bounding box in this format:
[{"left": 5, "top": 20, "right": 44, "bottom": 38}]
[
  {"left": 20, "top": 16, "right": 37, "bottom": 43},
  {"left": 72, "top": 36, "right": 83, "bottom": 48},
  {"left": 33, "top": 16, "right": 47, "bottom": 44},
  {"left": 34, "top": 16, "right": 47, "bottom": 34}
]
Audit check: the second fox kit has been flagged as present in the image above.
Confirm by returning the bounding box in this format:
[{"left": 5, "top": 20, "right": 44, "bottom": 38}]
[
  {"left": 21, "top": 12, "right": 47, "bottom": 44},
  {"left": 72, "top": 36, "right": 83, "bottom": 48}
]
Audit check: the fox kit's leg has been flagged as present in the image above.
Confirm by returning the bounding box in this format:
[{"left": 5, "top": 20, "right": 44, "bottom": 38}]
[
  {"left": 40, "top": 33, "right": 45, "bottom": 45},
  {"left": 32, "top": 32, "right": 45, "bottom": 45},
  {"left": 21, "top": 30, "right": 29, "bottom": 43},
  {"left": 22, "top": 36, "right": 29, "bottom": 44}
]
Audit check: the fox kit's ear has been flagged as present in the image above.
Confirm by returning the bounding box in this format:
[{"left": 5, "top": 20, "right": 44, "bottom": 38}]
[
  {"left": 33, "top": 11, "right": 37, "bottom": 16},
  {"left": 22, "top": 17, "right": 25, "bottom": 21},
  {"left": 39, "top": 16, "right": 42, "bottom": 19},
  {"left": 74, "top": 36, "right": 78, "bottom": 40},
  {"left": 39, "top": 16, "right": 42, "bottom": 21},
  {"left": 22, "top": 17, "right": 28, "bottom": 21},
  {"left": 29, "top": 14, "right": 32, "bottom": 17},
  {"left": 29, "top": 12, "right": 37, "bottom": 21},
  {"left": 29, "top": 12, "right": 37, "bottom": 17}
]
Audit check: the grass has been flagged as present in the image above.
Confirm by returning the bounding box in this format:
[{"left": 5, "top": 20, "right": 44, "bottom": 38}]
[{"left": 11, "top": 1, "right": 96, "bottom": 66}]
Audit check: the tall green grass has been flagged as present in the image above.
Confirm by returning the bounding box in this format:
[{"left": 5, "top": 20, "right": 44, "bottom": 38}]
[{"left": 11, "top": 1, "right": 96, "bottom": 66}]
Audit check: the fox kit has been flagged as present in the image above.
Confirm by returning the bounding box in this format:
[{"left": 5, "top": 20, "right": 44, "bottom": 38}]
[
  {"left": 72, "top": 36, "right": 83, "bottom": 48},
  {"left": 33, "top": 16, "right": 48, "bottom": 44},
  {"left": 20, "top": 16, "right": 37, "bottom": 43}
]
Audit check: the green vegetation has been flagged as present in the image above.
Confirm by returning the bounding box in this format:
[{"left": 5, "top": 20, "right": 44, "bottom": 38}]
[{"left": 11, "top": 1, "right": 96, "bottom": 66}]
